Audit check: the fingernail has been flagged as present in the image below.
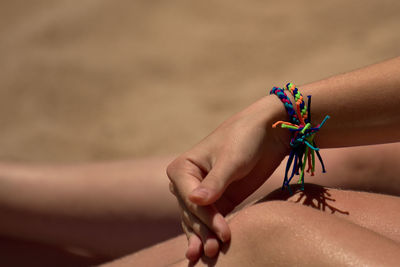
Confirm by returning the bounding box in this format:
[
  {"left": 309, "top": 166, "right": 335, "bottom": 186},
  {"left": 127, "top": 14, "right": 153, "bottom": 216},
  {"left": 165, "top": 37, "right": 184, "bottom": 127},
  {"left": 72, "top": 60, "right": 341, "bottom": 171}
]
[
  {"left": 204, "top": 238, "right": 219, "bottom": 258},
  {"left": 185, "top": 240, "right": 193, "bottom": 260},
  {"left": 191, "top": 187, "right": 209, "bottom": 200},
  {"left": 219, "top": 230, "right": 230, "bottom": 243},
  {"left": 216, "top": 230, "right": 227, "bottom": 243}
]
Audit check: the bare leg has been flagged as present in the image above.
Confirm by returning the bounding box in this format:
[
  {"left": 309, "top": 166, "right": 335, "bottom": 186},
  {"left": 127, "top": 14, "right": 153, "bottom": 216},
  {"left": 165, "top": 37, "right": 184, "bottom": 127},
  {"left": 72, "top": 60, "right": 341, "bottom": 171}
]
[
  {"left": 245, "top": 143, "right": 400, "bottom": 207},
  {"left": 103, "top": 186, "right": 400, "bottom": 266},
  {"left": 0, "top": 143, "right": 398, "bottom": 265},
  {"left": 0, "top": 156, "right": 181, "bottom": 262},
  {"left": 101, "top": 143, "right": 400, "bottom": 266},
  {"left": 0, "top": 235, "right": 106, "bottom": 267},
  {"left": 186, "top": 190, "right": 400, "bottom": 267}
]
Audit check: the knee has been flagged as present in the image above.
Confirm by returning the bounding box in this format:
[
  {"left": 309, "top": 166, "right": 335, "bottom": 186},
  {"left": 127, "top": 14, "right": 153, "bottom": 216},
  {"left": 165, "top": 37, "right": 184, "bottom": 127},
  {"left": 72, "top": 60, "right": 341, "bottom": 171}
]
[
  {"left": 207, "top": 201, "right": 315, "bottom": 265},
  {"left": 227, "top": 201, "right": 305, "bottom": 242}
]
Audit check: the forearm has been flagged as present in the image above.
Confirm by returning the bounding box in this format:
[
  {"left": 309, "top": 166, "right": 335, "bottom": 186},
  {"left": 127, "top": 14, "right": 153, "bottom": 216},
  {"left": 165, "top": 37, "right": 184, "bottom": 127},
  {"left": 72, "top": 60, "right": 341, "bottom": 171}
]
[
  {"left": 250, "top": 57, "right": 400, "bottom": 201},
  {"left": 297, "top": 56, "right": 400, "bottom": 147}
]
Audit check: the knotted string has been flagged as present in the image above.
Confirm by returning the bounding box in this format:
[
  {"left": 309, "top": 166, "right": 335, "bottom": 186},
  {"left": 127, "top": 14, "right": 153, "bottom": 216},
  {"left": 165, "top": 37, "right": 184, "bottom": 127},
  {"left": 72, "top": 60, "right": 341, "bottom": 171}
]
[{"left": 270, "top": 83, "right": 330, "bottom": 192}]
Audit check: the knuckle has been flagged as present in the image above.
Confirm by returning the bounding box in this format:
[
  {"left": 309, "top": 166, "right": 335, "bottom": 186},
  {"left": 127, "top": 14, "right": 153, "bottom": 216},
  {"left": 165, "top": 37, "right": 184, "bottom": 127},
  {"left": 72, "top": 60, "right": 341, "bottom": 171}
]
[
  {"left": 181, "top": 221, "right": 191, "bottom": 238},
  {"left": 181, "top": 209, "right": 209, "bottom": 238},
  {"left": 181, "top": 209, "right": 191, "bottom": 224},
  {"left": 184, "top": 199, "right": 203, "bottom": 215},
  {"left": 166, "top": 159, "right": 181, "bottom": 181},
  {"left": 190, "top": 221, "right": 202, "bottom": 234},
  {"left": 180, "top": 201, "right": 197, "bottom": 219},
  {"left": 166, "top": 157, "right": 192, "bottom": 182}
]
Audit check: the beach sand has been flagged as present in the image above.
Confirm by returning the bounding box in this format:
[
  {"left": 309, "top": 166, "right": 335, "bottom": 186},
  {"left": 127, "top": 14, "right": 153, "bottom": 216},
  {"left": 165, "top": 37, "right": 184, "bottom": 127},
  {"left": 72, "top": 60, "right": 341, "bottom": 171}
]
[
  {"left": 0, "top": 0, "right": 399, "bottom": 162},
  {"left": 0, "top": 1, "right": 399, "bottom": 265}
]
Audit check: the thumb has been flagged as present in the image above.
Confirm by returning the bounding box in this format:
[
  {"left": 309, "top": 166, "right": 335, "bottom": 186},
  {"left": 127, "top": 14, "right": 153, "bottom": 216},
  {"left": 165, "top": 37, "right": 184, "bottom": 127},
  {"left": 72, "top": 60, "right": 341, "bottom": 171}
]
[{"left": 189, "top": 162, "right": 243, "bottom": 206}]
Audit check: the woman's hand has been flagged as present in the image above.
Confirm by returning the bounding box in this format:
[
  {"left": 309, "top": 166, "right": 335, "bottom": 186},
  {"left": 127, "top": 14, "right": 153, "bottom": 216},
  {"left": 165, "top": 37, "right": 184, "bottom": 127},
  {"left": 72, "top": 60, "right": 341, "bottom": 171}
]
[{"left": 167, "top": 95, "right": 289, "bottom": 262}]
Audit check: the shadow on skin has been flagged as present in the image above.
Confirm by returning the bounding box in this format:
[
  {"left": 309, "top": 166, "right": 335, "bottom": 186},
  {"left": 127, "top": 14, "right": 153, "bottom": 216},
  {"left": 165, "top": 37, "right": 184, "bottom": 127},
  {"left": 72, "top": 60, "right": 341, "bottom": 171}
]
[
  {"left": 259, "top": 183, "right": 350, "bottom": 215},
  {"left": 187, "top": 183, "right": 350, "bottom": 267},
  {"left": 188, "top": 241, "right": 231, "bottom": 267},
  {"left": 0, "top": 235, "right": 106, "bottom": 267}
]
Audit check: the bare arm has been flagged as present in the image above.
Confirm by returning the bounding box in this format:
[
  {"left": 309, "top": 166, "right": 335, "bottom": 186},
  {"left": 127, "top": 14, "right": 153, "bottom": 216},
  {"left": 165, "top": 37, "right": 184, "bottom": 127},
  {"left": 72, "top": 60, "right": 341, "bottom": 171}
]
[
  {"left": 299, "top": 56, "right": 400, "bottom": 147},
  {"left": 167, "top": 56, "right": 400, "bottom": 261}
]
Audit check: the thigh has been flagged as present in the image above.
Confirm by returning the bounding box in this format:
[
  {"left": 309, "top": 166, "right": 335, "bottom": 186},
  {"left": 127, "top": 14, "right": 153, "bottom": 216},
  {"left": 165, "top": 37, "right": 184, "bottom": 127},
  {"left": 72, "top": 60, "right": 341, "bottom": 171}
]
[
  {"left": 261, "top": 183, "right": 400, "bottom": 243},
  {"left": 190, "top": 187, "right": 400, "bottom": 266},
  {"left": 316, "top": 142, "right": 400, "bottom": 195},
  {"left": 0, "top": 156, "right": 181, "bottom": 259},
  {"left": 102, "top": 186, "right": 400, "bottom": 267},
  {"left": 245, "top": 143, "right": 400, "bottom": 207}
]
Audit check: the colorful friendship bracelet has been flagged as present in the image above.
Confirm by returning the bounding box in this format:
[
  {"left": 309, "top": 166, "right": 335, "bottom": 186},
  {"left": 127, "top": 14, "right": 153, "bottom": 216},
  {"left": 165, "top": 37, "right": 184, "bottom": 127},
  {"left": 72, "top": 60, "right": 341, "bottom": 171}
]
[{"left": 269, "top": 83, "right": 330, "bottom": 193}]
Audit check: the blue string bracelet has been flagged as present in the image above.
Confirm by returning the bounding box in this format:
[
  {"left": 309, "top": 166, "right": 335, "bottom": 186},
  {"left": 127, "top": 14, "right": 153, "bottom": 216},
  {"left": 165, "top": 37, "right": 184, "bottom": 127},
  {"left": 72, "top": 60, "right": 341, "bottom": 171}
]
[{"left": 269, "top": 83, "right": 330, "bottom": 192}]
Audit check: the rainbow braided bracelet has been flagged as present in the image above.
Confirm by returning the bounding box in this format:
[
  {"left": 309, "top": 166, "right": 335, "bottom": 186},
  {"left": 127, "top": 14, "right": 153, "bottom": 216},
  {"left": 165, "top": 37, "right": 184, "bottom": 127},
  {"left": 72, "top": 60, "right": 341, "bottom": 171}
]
[{"left": 270, "top": 83, "right": 330, "bottom": 193}]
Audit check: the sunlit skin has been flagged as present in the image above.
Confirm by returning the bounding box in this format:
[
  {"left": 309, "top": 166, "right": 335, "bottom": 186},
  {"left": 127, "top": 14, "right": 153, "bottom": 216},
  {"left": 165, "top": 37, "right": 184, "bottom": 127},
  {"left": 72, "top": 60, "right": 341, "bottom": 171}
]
[
  {"left": 1, "top": 144, "right": 399, "bottom": 266},
  {"left": 0, "top": 58, "right": 399, "bottom": 266},
  {"left": 166, "top": 57, "right": 400, "bottom": 261},
  {"left": 102, "top": 57, "right": 400, "bottom": 266}
]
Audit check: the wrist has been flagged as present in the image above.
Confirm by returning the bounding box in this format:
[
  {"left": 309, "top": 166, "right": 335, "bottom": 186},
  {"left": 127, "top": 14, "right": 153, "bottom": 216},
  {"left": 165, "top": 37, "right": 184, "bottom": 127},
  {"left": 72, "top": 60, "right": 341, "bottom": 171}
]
[{"left": 257, "top": 95, "right": 292, "bottom": 152}]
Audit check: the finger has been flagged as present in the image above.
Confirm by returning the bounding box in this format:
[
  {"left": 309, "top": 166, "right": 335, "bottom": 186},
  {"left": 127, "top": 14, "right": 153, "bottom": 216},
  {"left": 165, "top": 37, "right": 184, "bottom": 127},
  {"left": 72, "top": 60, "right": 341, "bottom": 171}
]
[
  {"left": 189, "top": 159, "right": 249, "bottom": 206},
  {"left": 169, "top": 182, "right": 176, "bottom": 196},
  {"left": 181, "top": 221, "right": 202, "bottom": 262},
  {"left": 181, "top": 208, "right": 220, "bottom": 258},
  {"left": 179, "top": 198, "right": 221, "bottom": 257},
  {"left": 188, "top": 235, "right": 203, "bottom": 262},
  {"left": 174, "top": 179, "right": 231, "bottom": 242}
]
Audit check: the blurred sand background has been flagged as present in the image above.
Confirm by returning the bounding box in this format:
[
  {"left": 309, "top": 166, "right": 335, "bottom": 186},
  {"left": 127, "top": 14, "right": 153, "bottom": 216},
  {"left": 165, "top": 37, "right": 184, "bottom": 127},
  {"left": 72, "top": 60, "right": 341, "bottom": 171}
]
[{"left": 0, "top": 0, "right": 399, "bottom": 163}]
